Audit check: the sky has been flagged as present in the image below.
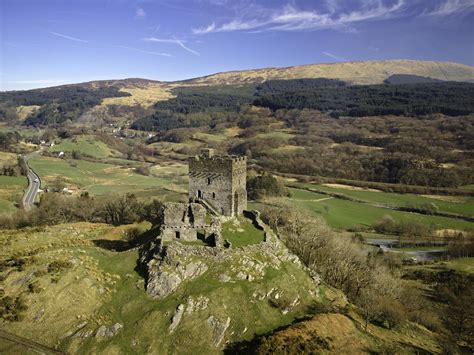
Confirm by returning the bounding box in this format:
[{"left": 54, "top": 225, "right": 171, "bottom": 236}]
[{"left": 1, "top": 0, "right": 473, "bottom": 90}]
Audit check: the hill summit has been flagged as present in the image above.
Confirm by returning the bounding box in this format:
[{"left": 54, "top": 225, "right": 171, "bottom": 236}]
[{"left": 182, "top": 60, "right": 474, "bottom": 86}]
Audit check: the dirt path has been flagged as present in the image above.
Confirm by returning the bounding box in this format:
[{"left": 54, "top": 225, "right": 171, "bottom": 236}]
[
  {"left": 310, "top": 197, "right": 333, "bottom": 202},
  {"left": 0, "top": 329, "right": 64, "bottom": 354}
]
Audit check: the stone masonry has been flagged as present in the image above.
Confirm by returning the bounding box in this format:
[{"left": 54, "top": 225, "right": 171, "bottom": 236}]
[
  {"left": 159, "top": 202, "right": 221, "bottom": 245},
  {"left": 188, "top": 148, "right": 247, "bottom": 217}
]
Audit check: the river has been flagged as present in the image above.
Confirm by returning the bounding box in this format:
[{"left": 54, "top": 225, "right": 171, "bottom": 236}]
[{"left": 365, "top": 238, "right": 448, "bottom": 261}]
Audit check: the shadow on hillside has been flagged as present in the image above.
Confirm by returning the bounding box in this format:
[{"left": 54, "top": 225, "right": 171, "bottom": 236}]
[
  {"left": 224, "top": 303, "right": 336, "bottom": 354},
  {"left": 92, "top": 227, "right": 158, "bottom": 252}
]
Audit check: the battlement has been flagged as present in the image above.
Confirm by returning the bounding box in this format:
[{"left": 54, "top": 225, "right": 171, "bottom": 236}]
[
  {"left": 189, "top": 149, "right": 246, "bottom": 178},
  {"left": 190, "top": 149, "right": 246, "bottom": 164}
]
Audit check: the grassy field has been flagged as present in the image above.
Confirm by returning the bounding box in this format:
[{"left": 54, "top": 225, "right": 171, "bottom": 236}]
[
  {"left": 0, "top": 123, "right": 44, "bottom": 138},
  {"left": 302, "top": 183, "right": 474, "bottom": 217},
  {"left": 251, "top": 187, "right": 474, "bottom": 231},
  {"left": 444, "top": 257, "right": 474, "bottom": 274},
  {"left": 16, "top": 105, "right": 41, "bottom": 120},
  {"left": 28, "top": 155, "right": 187, "bottom": 200},
  {"left": 222, "top": 216, "right": 265, "bottom": 248},
  {"left": 0, "top": 176, "right": 25, "bottom": 214},
  {"left": 49, "top": 135, "right": 119, "bottom": 159}
]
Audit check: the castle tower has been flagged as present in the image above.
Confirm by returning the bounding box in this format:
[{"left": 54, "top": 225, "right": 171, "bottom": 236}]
[{"left": 188, "top": 148, "right": 247, "bottom": 217}]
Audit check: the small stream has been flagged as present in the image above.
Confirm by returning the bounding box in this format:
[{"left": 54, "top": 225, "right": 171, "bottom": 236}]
[{"left": 365, "top": 238, "right": 448, "bottom": 261}]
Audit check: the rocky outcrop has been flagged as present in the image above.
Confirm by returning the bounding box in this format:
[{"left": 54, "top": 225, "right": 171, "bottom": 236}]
[
  {"left": 95, "top": 323, "right": 123, "bottom": 337},
  {"left": 207, "top": 316, "right": 231, "bottom": 347},
  {"left": 143, "top": 243, "right": 209, "bottom": 299},
  {"left": 169, "top": 304, "right": 185, "bottom": 333},
  {"left": 139, "top": 211, "right": 320, "bottom": 300}
]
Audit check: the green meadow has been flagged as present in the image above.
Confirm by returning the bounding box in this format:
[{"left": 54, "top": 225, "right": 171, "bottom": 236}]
[
  {"left": 50, "top": 135, "right": 119, "bottom": 158},
  {"left": 0, "top": 175, "right": 25, "bottom": 213},
  {"left": 251, "top": 187, "right": 474, "bottom": 231},
  {"left": 28, "top": 156, "right": 186, "bottom": 200},
  {"left": 301, "top": 183, "right": 474, "bottom": 217}
]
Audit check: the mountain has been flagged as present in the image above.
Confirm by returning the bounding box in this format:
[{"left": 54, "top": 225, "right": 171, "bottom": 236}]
[
  {"left": 29, "top": 60, "right": 473, "bottom": 108},
  {"left": 180, "top": 60, "right": 474, "bottom": 86}
]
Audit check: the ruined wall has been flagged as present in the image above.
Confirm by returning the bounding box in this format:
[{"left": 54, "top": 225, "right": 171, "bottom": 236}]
[
  {"left": 160, "top": 202, "right": 210, "bottom": 242},
  {"left": 189, "top": 151, "right": 247, "bottom": 217}
]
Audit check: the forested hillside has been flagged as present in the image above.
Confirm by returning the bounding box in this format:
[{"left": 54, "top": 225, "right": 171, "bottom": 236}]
[
  {"left": 0, "top": 61, "right": 473, "bottom": 189},
  {"left": 253, "top": 81, "right": 474, "bottom": 117},
  {"left": 0, "top": 86, "right": 130, "bottom": 126}
]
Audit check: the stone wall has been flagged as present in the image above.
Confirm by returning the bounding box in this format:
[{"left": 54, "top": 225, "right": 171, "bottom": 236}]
[
  {"left": 160, "top": 202, "right": 219, "bottom": 243},
  {"left": 188, "top": 150, "right": 247, "bottom": 217},
  {"left": 162, "top": 202, "right": 207, "bottom": 227}
]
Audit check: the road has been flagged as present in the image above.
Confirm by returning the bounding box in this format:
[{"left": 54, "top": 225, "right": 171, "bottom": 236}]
[{"left": 21, "top": 151, "right": 41, "bottom": 210}]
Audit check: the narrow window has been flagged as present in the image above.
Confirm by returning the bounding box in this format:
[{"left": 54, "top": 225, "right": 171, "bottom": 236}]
[
  {"left": 207, "top": 178, "right": 211, "bottom": 185},
  {"left": 212, "top": 192, "right": 216, "bottom": 199}
]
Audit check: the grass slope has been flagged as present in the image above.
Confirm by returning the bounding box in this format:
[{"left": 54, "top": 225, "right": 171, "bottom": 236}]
[
  {"left": 184, "top": 60, "right": 474, "bottom": 86},
  {"left": 49, "top": 135, "right": 117, "bottom": 159},
  {"left": 0, "top": 176, "right": 25, "bottom": 214},
  {"left": 28, "top": 156, "right": 186, "bottom": 199},
  {"left": 0, "top": 222, "right": 339, "bottom": 354}
]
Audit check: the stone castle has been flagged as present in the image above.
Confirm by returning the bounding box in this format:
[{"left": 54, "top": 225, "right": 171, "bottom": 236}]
[
  {"left": 189, "top": 148, "right": 247, "bottom": 217},
  {"left": 159, "top": 149, "right": 247, "bottom": 244}
]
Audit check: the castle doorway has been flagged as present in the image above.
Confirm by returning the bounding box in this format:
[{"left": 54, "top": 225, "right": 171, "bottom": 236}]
[
  {"left": 198, "top": 190, "right": 202, "bottom": 199},
  {"left": 175, "top": 231, "right": 181, "bottom": 239}
]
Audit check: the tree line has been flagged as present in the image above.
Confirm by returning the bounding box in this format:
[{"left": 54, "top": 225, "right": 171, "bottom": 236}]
[{"left": 0, "top": 193, "right": 163, "bottom": 230}]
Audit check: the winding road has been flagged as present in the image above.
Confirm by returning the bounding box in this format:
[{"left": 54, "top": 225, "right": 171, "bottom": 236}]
[{"left": 21, "top": 151, "right": 42, "bottom": 210}]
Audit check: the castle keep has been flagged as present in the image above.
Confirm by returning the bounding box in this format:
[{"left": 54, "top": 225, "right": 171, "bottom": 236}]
[
  {"left": 159, "top": 148, "right": 247, "bottom": 243},
  {"left": 189, "top": 148, "right": 247, "bottom": 217}
]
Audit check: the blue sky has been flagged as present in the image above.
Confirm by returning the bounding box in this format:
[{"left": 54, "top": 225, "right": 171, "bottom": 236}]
[{"left": 1, "top": 0, "right": 473, "bottom": 90}]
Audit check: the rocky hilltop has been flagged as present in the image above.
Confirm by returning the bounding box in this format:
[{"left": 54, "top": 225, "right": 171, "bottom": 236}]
[{"left": 0, "top": 218, "right": 341, "bottom": 353}]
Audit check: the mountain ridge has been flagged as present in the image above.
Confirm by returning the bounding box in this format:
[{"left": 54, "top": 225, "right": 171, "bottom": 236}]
[
  {"left": 3, "top": 59, "right": 474, "bottom": 93},
  {"left": 180, "top": 59, "right": 474, "bottom": 86}
]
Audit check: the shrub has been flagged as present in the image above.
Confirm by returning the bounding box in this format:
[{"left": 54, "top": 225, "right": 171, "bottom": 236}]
[
  {"left": 124, "top": 227, "right": 142, "bottom": 244},
  {"left": 47, "top": 260, "right": 73, "bottom": 273},
  {"left": 136, "top": 165, "right": 150, "bottom": 176},
  {"left": 0, "top": 295, "right": 28, "bottom": 322},
  {"left": 28, "top": 281, "right": 42, "bottom": 293},
  {"left": 247, "top": 173, "right": 290, "bottom": 200}
]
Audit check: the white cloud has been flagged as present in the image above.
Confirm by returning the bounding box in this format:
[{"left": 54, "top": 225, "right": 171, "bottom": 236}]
[
  {"left": 322, "top": 51, "right": 346, "bottom": 61},
  {"left": 193, "top": 23, "right": 216, "bottom": 34},
  {"left": 115, "top": 45, "right": 172, "bottom": 57},
  {"left": 426, "top": 0, "right": 474, "bottom": 16},
  {"left": 142, "top": 37, "right": 200, "bottom": 56},
  {"left": 193, "top": 0, "right": 406, "bottom": 34},
  {"left": 135, "top": 7, "right": 146, "bottom": 19},
  {"left": 49, "top": 31, "right": 88, "bottom": 43}
]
